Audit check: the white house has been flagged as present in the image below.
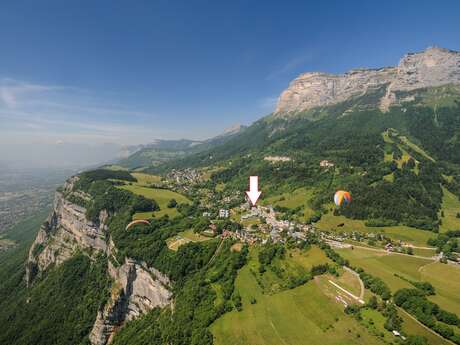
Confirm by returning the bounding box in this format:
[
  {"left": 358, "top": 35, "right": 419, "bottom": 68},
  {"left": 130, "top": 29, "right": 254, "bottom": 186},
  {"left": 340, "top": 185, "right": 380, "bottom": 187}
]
[{"left": 219, "top": 209, "right": 229, "bottom": 218}]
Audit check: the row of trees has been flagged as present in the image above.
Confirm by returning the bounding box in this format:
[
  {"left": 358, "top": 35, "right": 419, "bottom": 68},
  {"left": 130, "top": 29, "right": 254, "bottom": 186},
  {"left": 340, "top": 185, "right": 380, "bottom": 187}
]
[{"left": 394, "top": 289, "right": 460, "bottom": 344}]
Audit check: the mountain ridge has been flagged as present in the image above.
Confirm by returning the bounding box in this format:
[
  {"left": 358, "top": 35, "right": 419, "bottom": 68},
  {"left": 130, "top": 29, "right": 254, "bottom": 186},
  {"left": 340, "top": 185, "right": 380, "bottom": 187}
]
[{"left": 275, "top": 46, "right": 460, "bottom": 114}]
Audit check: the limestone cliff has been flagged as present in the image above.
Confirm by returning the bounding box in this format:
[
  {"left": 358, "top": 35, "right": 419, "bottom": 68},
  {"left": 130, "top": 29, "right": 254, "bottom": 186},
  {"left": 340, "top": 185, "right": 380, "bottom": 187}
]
[
  {"left": 275, "top": 47, "right": 460, "bottom": 114},
  {"left": 26, "top": 176, "right": 172, "bottom": 345},
  {"left": 26, "top": 178, "right": 107, "bottom": 283},
  {"left": 89, "top": 258, "right": 171, "bottom": 345}
]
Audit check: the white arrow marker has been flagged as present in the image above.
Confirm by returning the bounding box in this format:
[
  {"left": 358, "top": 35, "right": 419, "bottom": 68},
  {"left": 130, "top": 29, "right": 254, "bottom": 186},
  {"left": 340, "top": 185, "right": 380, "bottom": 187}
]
[{"left": 246, "top": 176, "right": 261, "bottom": 206}]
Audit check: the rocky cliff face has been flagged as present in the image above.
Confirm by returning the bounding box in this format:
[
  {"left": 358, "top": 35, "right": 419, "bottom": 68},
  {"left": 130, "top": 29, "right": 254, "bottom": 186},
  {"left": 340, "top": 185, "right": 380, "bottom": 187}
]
[
  {"left": 26, "top": 179, "right": 107, "bottom": 283},
  {"left": 89, "top": 258, "right": 171, "bottom": 345},
  {"left": 275, "top": 47, "right": 460, "bottom": 114},
  {"left": 27, "top": 177, "right": 172, "bottom": 345}
]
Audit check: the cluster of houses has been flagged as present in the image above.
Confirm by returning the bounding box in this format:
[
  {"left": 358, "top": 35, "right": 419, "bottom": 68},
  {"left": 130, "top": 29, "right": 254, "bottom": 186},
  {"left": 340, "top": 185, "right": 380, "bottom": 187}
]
[
  {"left": 166, "top": 168, "right": 201, "bottom": 191},
  {"left": 221, "top": 229, "right": 258, "bottom": 245},
  {"left": 219, "top": 204, "right": 316, "bottom": 245}
]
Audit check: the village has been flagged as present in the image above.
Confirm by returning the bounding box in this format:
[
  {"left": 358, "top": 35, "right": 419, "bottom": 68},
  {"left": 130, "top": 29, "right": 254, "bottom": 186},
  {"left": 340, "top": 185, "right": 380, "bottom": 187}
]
[
  {"left": 160, "top": 167, "right": 459, "bottom": 265},
  {"left": 196, "top": 199, "right": 460, "bottom": 265}
]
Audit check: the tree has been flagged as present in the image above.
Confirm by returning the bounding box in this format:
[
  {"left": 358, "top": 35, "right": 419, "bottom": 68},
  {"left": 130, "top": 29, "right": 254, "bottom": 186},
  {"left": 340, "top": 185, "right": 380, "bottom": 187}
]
[
  {"left": 368, "top": 295, "right": 378, "bottom": 309},
  {"left": 232, "top": 293, "right": 242, "bottom": 311},
  {"left": 167, "top": 198, "right": 177, "bottom": 208}
]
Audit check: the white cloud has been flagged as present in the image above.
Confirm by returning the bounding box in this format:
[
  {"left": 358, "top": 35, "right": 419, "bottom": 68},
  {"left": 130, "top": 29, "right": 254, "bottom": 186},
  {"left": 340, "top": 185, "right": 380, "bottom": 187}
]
[{"left": 0, "top": 78, "right": 60, "bottom": 108}]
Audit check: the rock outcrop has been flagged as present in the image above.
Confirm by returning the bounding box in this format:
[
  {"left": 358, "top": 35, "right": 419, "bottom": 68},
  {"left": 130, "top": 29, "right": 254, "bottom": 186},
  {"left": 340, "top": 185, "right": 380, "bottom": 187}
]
[
  {"left": 27, "top": 176, "right": 173, "bottom": 345},
  {"left": 26, "top": 189, "right": 107, "bottom": 284},
  {"left": 275, "top": 47, "right": 460, "bottom": 114},
  {"left": 89, "top": 259, "right": 171, "bottom": 345}
]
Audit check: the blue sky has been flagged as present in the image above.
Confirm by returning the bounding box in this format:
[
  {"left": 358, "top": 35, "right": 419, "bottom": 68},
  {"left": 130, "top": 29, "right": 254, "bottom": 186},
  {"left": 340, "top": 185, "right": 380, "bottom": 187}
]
[{"left": 1, "top": 0, "right": 460, "bottom": 154}]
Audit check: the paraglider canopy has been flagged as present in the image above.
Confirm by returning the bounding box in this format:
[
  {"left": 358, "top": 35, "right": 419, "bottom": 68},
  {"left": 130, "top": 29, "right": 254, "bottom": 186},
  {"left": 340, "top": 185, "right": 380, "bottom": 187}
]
[
  {"left": 125, "top": 219, "right": 150, "bottom": 231},
  {"left": 334, "top": 190, "right": 352, "bottom": 207}
]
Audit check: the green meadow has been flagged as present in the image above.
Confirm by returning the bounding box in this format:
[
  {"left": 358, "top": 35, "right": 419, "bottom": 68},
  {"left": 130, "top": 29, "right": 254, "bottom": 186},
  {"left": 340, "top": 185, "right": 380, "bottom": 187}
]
[
  {"left": 316, "top": 213, "right": 436, "bottom": 247},
  {"left": 119, "top": 184, "right": 190, "bottom": 218},
  {"left": 211, "top": 247, "right": 385, "bottom": 345},
  {"left": 130, "top": 172, "right": 162, "bottom": 186},
  {"left": 439, "top": 187, "right": 460, "bottom": 233},
  {"left": 262, "top": 187, "right": 316, "bottom": 221},
  {"left": 166, "top": 229, "right": 212, "bottom": 251},
  {"left": 337, "top": 247, "right": 460, "bottom": 315},
  {"left": 419, "top": 262, "right": 460, "bottom": 315}
]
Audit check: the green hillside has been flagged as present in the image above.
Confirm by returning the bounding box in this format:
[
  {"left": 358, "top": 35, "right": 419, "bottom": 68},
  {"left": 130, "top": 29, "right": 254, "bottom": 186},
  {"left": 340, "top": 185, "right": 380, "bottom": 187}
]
[{"left": 157, "top": 89, "right": 460, "bottom": 234}]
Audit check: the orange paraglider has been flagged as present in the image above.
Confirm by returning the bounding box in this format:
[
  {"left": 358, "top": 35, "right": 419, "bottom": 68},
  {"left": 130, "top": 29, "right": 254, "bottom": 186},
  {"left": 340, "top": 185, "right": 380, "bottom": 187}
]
[
  {"left": 334, "top": 190, "right": 352, "bottom": 207},
  {"left": 125, "top": 219, "right": 150, "bottom": 231}
]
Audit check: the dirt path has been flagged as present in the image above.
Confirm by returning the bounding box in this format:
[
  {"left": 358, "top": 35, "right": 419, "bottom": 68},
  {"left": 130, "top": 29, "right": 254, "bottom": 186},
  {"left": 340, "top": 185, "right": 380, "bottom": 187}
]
[
  {"left": 418, "top": 260, "right": 437, "bottom": 273},
  {"left": 207, "top": 239, "right": 224, "bottom": 266},
  {"left": 328, "top": 280, "right": 364, "bottom": 304},
  {"left": 402, "top": 244, "right": 437, "bottom": 250},
  {"left": 343, "top": 266, "right": 365, "bottom": 300}
]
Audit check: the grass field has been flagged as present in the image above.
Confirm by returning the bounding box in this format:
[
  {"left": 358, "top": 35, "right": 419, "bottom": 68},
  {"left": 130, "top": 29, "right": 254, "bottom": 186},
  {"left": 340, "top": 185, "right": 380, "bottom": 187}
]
[
  {"left": 397, "top": 147, "right": 412, "bottom": 169},
  {"left": 335, "top": 269, "right": 362, "bottom": 298},
  {"left": 439, "top": 187, "right": 460, "bottom": 233},
  {"left": 336, "top": 247, "right": 429, "bottom": 291},
  {"left": 360, "top": 308, "right": 395, "bottom": 342},
  {"left": 419, "top": 262, "right": 460, "bottom": 315},
  {"left": 399, "top": 308, "right": 452, "bottom": 345},
  {"left": 383, "top": 172, "right": 394, "bottom": 182},
  {"left": 253, "top": 246, "right": 333, "bottom": 294},
  {"left": 337, "top": 247, "right": 460, "bottom": 316},
  {"left": 316, "top": 213, "right": 436, "bottom": 247},
  {"left": 398, "top": 136, "right": 435, "bottom": 162},
  {"left": 119, "top": 184, "right": 191, "bottom": 218},
  {"left": 103, "top": 164, "right": 128, "bottom": 171},
  {"left": 211, "top": 248, "right": 385, "bottom": 345},
  {"left": 412, "top": 247, "right": 437, "bottom": 258},
  {"left": 166, "top": 229, "right": 211, "bottom": 251},
  {"left": 131, "top": 172, "right": 162, "bottom": 186},
  {"left": 262, "top": 187, "right": 316, "bottom": 221}
]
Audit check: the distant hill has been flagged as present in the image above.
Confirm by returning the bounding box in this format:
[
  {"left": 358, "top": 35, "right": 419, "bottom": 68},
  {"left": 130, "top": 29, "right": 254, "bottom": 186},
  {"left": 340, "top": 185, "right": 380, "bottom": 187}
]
[{"left": 117, "top": 125, "right": 246, "bottom": 169}]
